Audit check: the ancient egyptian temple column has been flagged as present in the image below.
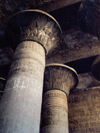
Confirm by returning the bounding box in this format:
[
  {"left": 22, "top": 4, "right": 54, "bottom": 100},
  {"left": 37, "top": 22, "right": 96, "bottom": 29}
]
[
  {"left": 0, "top": 10, "right": 61, "bottom": 133},
  {"left": 41, "top": 63, "right": 78, "bottom": 133}
]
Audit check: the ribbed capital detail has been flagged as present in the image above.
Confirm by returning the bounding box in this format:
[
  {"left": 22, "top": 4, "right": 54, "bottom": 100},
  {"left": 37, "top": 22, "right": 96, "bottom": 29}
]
[
  {"left": 6, "top": 10, "right": 62, "bottom": 56},
  {"left": 43, "top": 63, "right": 78, "bottom": 96}
]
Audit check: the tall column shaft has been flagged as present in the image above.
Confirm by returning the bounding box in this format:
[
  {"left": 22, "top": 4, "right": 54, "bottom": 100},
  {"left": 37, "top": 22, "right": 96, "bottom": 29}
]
[
  {"left": 0, "top": 9, "right": 62, "bottom": 133},
  {"left": 42, "top": 90, "right": 68, "bottom": 133},
  {"left": 0, "top": 41, "right": 45, "bottom": 133}
]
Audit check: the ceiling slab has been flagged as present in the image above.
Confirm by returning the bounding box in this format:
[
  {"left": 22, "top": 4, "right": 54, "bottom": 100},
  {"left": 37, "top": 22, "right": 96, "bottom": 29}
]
[
  {"left": 38, "top": 0, "right": 82, "bottom": 12},
  {"left": 46, "top": 27, "right": 100, "bottom": 64}
]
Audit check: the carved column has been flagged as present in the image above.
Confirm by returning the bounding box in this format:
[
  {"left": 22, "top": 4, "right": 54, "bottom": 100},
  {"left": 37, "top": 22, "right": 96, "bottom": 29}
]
[
  {"left": 91, "top": 55, "right": 100, "bottom": 80},
  {"left": 41, "top": 63, "right": 78, "bottom": 133},
  {"left": 0, "top": 10, "right": 61, "bottom": 133}
]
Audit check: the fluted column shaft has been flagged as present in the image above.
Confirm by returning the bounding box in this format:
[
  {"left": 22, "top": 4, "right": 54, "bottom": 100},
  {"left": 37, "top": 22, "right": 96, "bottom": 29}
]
[{"left": 41, "top": 64, "right": 78, "bottom": 133}]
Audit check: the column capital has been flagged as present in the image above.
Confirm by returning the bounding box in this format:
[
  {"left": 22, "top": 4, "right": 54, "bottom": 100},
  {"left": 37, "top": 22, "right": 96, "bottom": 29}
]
[
  {"left": 43, "top": 63, "right": 78, "bottom": 96},
  {"left": 91, "top": 55, "right": 100, "bottom": 80},
  {"left": 6, "top": 9, "right": 62, "bottom": 56}
]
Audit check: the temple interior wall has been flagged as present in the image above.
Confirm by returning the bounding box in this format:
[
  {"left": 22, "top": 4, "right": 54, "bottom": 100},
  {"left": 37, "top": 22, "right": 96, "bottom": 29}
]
[
  {"left": 68, "top": 72, "right": 100, "bottom": 133},
  {"left": 69, "top": 87, "right": 100, "bottom": 133}
]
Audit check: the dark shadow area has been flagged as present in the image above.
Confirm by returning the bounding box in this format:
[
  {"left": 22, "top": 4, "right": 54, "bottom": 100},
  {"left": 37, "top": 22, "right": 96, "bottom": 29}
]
[
  {"left": 0, "top": 65, "right": 10, "bottom": 79},
  {"left": 50, "top": 2, "right": 81, "bottom": 31},
  {"left": 65, "top": 55, "right": 98, "bottom": 74}
]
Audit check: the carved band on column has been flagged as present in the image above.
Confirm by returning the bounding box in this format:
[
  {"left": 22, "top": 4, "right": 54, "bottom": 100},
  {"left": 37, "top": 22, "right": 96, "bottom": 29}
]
[
  {"left": 0, "top": 10, "right": 62, "bottom": 133},
  {"left": 41, "top": 63, "right": 78, "bottom": 133}
]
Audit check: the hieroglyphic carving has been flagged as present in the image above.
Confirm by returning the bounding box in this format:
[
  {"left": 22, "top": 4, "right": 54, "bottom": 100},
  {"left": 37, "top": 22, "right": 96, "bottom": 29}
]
[
  {"left": 0, "top": 10, "right": 62, "bottom": 133},
  {"left": 43, "top": 89, "right": 67, "bottom": 100},
  {"left": 42, "top": 90, "right": 68, "bottom": 128},
  {"left": 8, "top": 59, "right": 44, "bottom": 79},
  {"left": 0, "top": 41, "right": 45, "bottom": 133},
  {"left": 69, "top": 88, "right": 100, "bottom": 133},
  {"left": 16, "top": 41, "right": 43, "bottom": 52},
  {"left": 7, "top": 42, "right": 45, "bottom": 80},
  {"left": 12, "top": 41, "right": 45, "bottom": 67},
  {"left": 41, "top": 64, "right": 78, "bottom": 133}
]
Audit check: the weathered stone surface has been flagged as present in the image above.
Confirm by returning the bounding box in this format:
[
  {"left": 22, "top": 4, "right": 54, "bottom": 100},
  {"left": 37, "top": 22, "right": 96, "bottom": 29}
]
[
  {"left": 0, "top": 0, "right": 82, "bottom": 29},
  {"left": 68, "top": 87, "right": 100, "bottom": 133},
  {"left": 41, "top": 90, "right": 69, "bottom": 133},
  {"left": 77, "top": 72, "right": 100, "bottom": 90},
  {"left": 43, "top": 63, "right": 78, "bottom": 96},
  {"left": 0, "top": 41, "right": 45, "bottom": 133},
  {"left": 2, "top": 71, "right": 100, "bottom": 97},
  {"left": 0, "top": 28, "right": 100, "bottom": 67},
  {"left": 78, "top": 0, "right": 100, "bottom": 39},
  {"left": 63, "top": 28, "right": 98, "bottom": 49},
  {"left": 78, "top": 0, "right": 95, "bottom": 35},
  {"left": 46, "top": 28, "right": 100, "bottom": 64},
  {"left": 6, "top": 9, "right": 62, "bottom": 56},
  {"left": 41, "top": 63, "right": 78, "bottom": 133},
  {"left": 0, "top": 27, "right": 100, "bottom": 68},
  {"left": 0, "top": 10, "right": 62, "bottom": 133}
]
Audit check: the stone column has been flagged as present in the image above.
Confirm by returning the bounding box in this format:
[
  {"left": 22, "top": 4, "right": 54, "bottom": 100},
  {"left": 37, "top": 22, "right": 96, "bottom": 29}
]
[
  {"left": 41, "top": 63, "right": 78, "bottom": 133},
  {"left": 0, "top": 10, "right": 61, "bottom": 133},
  {"left": 91, "top": 55, "right": 100, "bottom": 80}
]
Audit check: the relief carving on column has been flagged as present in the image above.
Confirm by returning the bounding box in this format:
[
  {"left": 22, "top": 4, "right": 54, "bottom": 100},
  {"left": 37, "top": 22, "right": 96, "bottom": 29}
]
[
  {"left": 43, "top": 63, "right": 78, "bottom": 96},
  {"left": 6, "top": 10, "right": 62, "bottom": 56},
  {"left": 42, "top": 90, "right": 68, "bottom": 127},
  {"left": 41, "top": 64, "right": 78, "bottom": 133}
]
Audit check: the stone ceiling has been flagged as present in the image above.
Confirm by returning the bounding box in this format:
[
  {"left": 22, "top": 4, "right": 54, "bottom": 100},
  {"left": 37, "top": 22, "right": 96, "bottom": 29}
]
[
  {"left": 0, "top": 0, "right": 55, "bottom": 30},
  {"left": 0, "top": 0, "right": 82, "bottom": 30}
]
